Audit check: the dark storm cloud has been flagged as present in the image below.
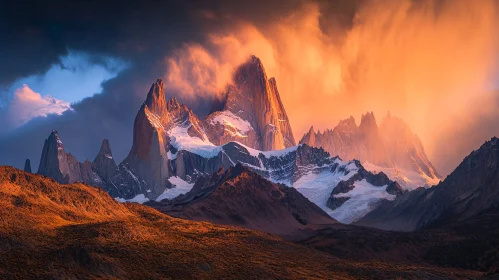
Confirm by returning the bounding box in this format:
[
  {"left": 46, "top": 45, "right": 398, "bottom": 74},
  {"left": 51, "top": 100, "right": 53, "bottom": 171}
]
[
  {"left": 0, "top": 0, "right": 342, "bottom": 170},
  {"left": 5, "top": 0, "right": 491, "bottom": 178}
]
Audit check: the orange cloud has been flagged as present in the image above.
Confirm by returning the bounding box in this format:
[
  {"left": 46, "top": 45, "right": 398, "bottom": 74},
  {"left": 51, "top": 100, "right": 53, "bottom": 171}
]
[
  {"left": 5, "top": 85, "right": 72, "bottom": 127},
  {"left": 164, "top": 0, "right": 499, "bottom": 175}
]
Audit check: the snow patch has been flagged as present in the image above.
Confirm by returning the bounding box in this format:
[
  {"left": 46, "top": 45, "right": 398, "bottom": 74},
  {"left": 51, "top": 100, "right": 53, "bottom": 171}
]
[
  {"left": 291, "top": 158, "right": 394, "bottom": 224},
  {"left": 293, "top": 166, "right": 353, "bottom": 220},
  {"left": 115, "top": 194, "right": 149, "bottom": 204},
  {"left": 156, "top": 176, "right": 195, "bottom": 201},
  {"left": 210, "top": 111, "right": 252, "bottom": 137},
  {"left": 168, "top": 125, "right": 222, "bottom": 158},
  {"left": 330, "top": 179, "right": 396, "bottom": 224}
]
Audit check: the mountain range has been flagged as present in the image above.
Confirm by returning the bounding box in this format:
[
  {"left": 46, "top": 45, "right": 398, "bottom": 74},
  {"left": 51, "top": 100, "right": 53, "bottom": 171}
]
[
  {"left": 300, "top": 112, "right": 440, "bottom": 189},
  {"left": 34, "top": 56, "right": 411, "bottom": 224},
  {"left": 5, "top": 54, "right": 499, "bottom": 278}
]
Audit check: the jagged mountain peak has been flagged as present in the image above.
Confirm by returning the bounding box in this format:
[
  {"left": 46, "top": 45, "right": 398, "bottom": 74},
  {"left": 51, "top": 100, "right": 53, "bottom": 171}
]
[
  {"left": 166, "top": 96, "right": 181, "bottom": 108},
  {"left": 308, "top": 125, "right": 315, "bottom": 134},
  {"left": 48, "top": 129, "right": 64, "bottom": 148},
  {"left": 359, "top": 111, "right": 378, "bottom": 132},
  {"left": 231, "top": 55, "right": 268, "bottom": 96},
  {"left": 144, "top": 78, "right": 166, "bottom": 115},
  {"left": 24, "top": 159, "right": 32, "bottom": 173},
  {"left": 203, "top": 55, "right": 295, "bottom": 151},
  {"left": 93, "top": 139, "right": 117, "bottom": 181},
  {"left": 160, "top": 162, "right": 336, "bottom": 236},
  {"left": 337, "top": 116, "right": 357, "bottom": 128},
  {"left": 97, "top": 139, "right": 113, "bottom": 157},
  {"left": 461, "top": 136, "right": 499, "bottom": 168},
  {"left": 38, "top": 130, "right": 105, "bottom": 186}
]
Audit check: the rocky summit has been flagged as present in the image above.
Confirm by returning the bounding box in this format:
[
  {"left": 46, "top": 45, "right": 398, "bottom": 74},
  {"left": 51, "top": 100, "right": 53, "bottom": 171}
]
[
  {"left": 205, "top": 56, "right": 296, "bottom": 150},
  {"left": 37, "top": 130, "right": 105, "bottom": 187},
  {"left": 300, "top": 112, "right": 440, "bottom": 189}
]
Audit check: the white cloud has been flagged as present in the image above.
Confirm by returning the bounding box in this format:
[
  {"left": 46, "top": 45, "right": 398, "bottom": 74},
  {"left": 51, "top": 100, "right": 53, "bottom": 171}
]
[{"left": 6, "top": 84, "right": 72, "bottom": 127}]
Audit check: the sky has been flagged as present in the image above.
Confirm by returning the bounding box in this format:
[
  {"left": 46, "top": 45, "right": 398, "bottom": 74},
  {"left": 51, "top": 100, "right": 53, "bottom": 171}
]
[{"left": 0, "top": 0, "right": 498, "bottom": 176}]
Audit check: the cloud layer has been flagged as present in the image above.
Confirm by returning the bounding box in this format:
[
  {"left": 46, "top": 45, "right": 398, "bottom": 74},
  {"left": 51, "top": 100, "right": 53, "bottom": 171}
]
[
  {"left": 0, "top": 0, "right": 498, "bottom": 176},
  {"left": 164, "top": 0, "right": 499, "bottom": 175}
]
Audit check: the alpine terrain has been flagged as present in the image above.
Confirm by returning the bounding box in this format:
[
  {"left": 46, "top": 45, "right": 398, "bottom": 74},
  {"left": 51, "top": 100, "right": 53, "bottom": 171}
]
[
  {"left": 34, "top": 56, "right": 406, "bottom": 224},
  {"left": 300, "top": 112, "right": 440, "bottom": 189}
]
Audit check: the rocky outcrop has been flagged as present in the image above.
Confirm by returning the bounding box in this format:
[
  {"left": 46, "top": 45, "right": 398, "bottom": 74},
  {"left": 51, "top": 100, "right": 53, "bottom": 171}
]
[
  {"left": 108, "top": 56, "right": 298, "bottom": 200},
  {"left": 204, "top": 56, "right": 296, "bottom": 151},
  {"left": 92, "top": 139, "right": 117, "bottom": 181},
  {"left": 300, "top": 112, "right": 439, "bottom": 188},
  {"left": 357, "top": 137, "right": 499, "bottom": 231},
  {"left": 108, "top": 79, "right": 210, "bottom": 199},
  {"left": 23, "top": 159, "right": 31, "bottom": 173},
  {"left": 151, "top": 164, "right": 336, "bottom": 237},
  {"left": 37, "top": 130, "right": 108, "bottom": 188}
]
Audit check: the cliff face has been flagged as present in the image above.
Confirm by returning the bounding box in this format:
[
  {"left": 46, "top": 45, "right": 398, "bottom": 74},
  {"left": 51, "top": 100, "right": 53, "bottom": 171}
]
[
  {"left": 204, "top": 56, "right": 296, "bottom": 151},
  {"left": 110, "top": 79, "right": 211, "bottom": 199},
  {"left": 37, "top": 130, "right": 106, "bottom": 187},
  {"left": 300, "top": 112, "right": 439, "bottom": 189},
  {"left": 92, "top": 139, "right": 117, "bottom": 181}
]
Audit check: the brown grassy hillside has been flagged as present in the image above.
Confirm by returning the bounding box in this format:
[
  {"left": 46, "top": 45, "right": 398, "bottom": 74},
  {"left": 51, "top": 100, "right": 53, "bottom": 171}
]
[{"left": 0, "top": 166, "right": 480, "bottom": 279}]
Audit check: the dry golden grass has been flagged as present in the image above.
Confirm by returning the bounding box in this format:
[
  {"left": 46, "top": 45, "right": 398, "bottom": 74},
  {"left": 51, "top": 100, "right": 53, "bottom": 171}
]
[{"left": 0, "top": 167, "right": 481, "bottom": 279}]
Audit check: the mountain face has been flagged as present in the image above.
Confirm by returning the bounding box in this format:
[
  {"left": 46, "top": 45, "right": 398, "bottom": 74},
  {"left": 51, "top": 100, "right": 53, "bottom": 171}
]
[
  {"left": 37, "top": 130, "right": 105, "bottom": 187},
  {"left": 357, "top": 137, "right": 499, "bottom": 232},
  {"left": 300, "top": 112, "right": 440, "bottom": 189},
  {"left": 204, "top": 56, "right": 296, "bottom": 150},
  {"left": 92, "top": 139, "right": 117, "bottom": 181},
  {"left": 152, "top": 164, "right": 336, "bottom": 237},
  {"left": 37, "top": 130, "right": 114, "bottom": 188},
  {"left": 108, "top": 79, "right": 208, "bottom": 199}
]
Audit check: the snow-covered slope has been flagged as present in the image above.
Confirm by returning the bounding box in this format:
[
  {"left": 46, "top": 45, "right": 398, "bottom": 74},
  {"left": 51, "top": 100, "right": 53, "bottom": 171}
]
[
  {"left": 362, "top": 162, "right": 440, "bottom": 190},
  {"left": 144, "top": 122, "right": 403, "bottom": 223}
]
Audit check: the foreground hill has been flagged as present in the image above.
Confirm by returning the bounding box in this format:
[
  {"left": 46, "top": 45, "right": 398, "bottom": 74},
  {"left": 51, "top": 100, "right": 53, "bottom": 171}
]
[
  {"left": 301, "top": 206, "right": 499, "bottom": 277},
  {"left": 150, "top": 164, "right": 336, "bottom": 238},
  {"left": 0, "top": 166, "right": 479, "bottom": 279}
]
